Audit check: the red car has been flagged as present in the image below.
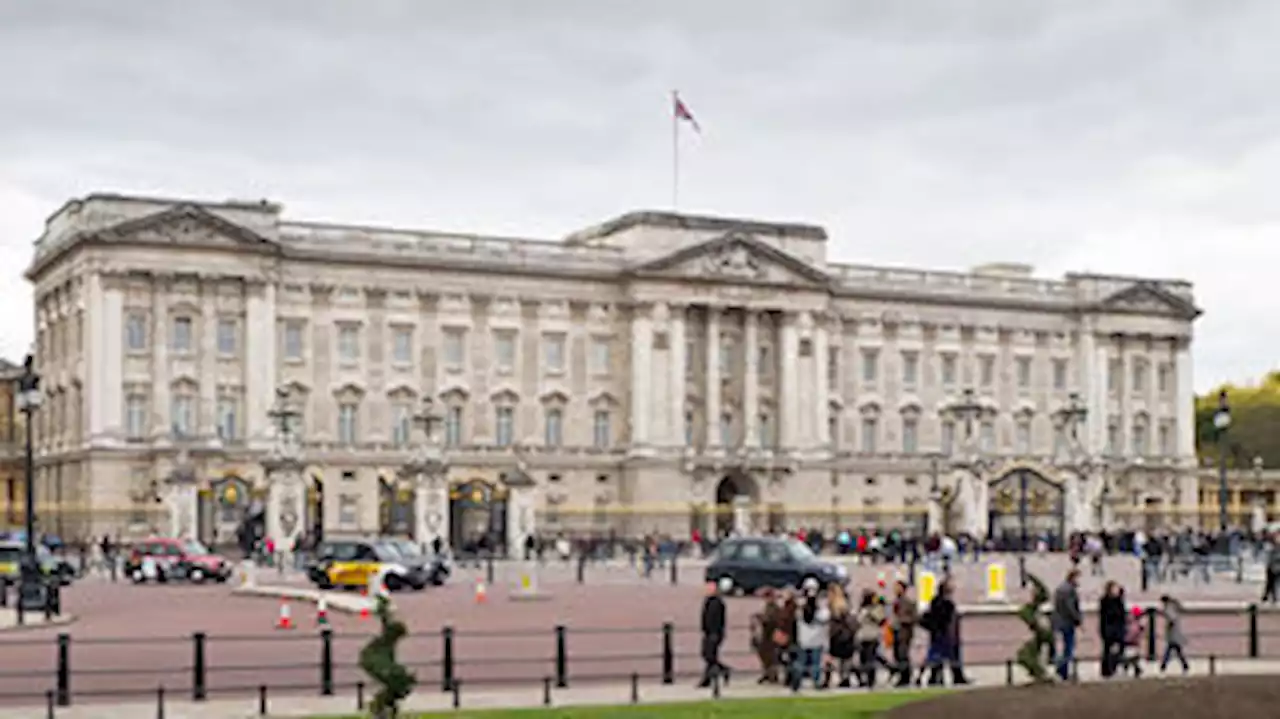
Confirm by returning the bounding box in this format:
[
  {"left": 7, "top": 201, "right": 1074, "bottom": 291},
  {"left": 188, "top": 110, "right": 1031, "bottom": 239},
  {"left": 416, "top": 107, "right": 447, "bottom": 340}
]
[{"left": 125, "top": 537, "right": 233, "bottom": 584}]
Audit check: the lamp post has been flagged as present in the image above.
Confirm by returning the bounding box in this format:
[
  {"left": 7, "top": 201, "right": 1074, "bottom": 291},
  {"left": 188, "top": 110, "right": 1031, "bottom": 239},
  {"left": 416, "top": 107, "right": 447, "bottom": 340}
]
[
  {"left": 1213, "top": 390, "right": 1231, "bottom": 532},
  {"left": 15, "top": 355, "right": 44, "bottom": 612},
  {"left": 261, "top": 386, "right": 305, "bottom": 554},
  {"left": 399, "top": 397, "right": 448, "bottom": 550}
]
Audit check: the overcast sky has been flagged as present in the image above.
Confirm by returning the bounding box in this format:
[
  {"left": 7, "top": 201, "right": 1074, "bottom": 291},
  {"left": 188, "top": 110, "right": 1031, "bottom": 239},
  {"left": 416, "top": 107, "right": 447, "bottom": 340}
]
[{"left": 1, "top": 1, "right": 1276, "bottom": 391}]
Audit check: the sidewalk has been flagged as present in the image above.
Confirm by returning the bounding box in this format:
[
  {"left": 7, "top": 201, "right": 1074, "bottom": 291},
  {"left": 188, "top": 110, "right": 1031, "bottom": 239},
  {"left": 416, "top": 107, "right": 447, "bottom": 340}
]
[
  {"left": 5, "top": 657, "right": 1280, "bottom": 719},
  {"left": 0, "top": 608, "right": 75, "bottom": 632}
]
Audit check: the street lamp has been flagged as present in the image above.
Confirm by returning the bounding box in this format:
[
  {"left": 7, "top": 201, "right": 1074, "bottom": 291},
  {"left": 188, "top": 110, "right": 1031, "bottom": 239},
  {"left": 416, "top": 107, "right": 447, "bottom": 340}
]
[
  {"left": 266, "top": 385, "right": 302, "bottom": 448},
  {"left": 1214, "top": 390, "right": 1231, "bottom": 532},
  {"left": 14, "top": 354, "right": 44, "bottom": 613},
  {"left": 399, "top": 397, "right": 448, "bottom": 551}
]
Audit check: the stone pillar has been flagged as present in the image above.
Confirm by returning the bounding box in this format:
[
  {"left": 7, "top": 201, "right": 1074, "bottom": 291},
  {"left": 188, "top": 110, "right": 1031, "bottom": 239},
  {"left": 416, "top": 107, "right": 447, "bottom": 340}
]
[
  {"left": 245, "top": 282, "right": 277, "bottom": 448},
  {"left": 1174, "top": 340, "right": 1194, "bottom": 461},
  {"left": 167, "top": 482, "right": 199, "bottom": 539},
  {"left": 266, "top": 469, "right": 306, "bottom": 550},
  {"left": 732, "top": 495, "right": 753, "bottom": 536},
  {"left": 414, "top": 475, "right": 450, "bottom": 553},
  {"left": 151, "top": 277, "right": 171, "bottom": 439},
  {"left": 199, "top": 283, "right": 218, "bottom": 440},
  {"left": 506, "top": 487, "right": 536, "bottom": 559},
  {"left": 629, "top": 303, "right": 653, "bottom": 448},
  {"left": 743, "top": 311, "right": 760, "bottom": 447},
  {"left": 779, "top": 313, "right": 799, "bottom": 450},
  {"left": 1079, "top": 326, "right": 1106, "bottom": 456},
  {"left": 668, "top": 305, "right": 687, "bottom": 447},
  {"left": 813, "top": 316, "right": 831, "bottom": 448},
  {"left": 705, "top": 308, "right": 722, "bottom": 449},
  {"left": 102, "top": 283, "right": 124, "bottom": 441}
]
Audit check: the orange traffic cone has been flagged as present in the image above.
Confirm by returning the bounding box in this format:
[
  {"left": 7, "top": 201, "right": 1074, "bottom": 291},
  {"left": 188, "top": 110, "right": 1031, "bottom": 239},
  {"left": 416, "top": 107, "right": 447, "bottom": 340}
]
[
  {"left": 474, "top": 579, "right": 487, "bottom": 604},
  {"left": 276, "top": 600, "right": 294, "bottom": 630}
]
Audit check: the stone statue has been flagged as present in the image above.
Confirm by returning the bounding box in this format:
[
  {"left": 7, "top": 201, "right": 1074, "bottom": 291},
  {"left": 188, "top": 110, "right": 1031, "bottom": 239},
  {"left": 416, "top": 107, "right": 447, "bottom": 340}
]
[{"left": 1015, "top": 573, "right": 1053, "bottom": 684}]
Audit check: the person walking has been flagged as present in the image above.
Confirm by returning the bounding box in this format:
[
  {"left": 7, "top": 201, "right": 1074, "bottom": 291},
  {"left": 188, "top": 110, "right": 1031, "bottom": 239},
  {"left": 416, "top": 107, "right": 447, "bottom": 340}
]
[
  {"left": 920, "top": 579, "right": 961, "bottom": 686},
  {"left": 750, "top": 589, "right": 783, "bottom": 684},
  {"left": 854, "top": 589, "right": 887, "bottom": 688},
  {"left": 889, "top": 580, "right": 919, "bottom": 687},
  {"left": 1263, "top": 539, "right": 1280, "bottom": 605},
  {"left": 1050, "top": 569, "right": 1083, "bottom": 681},
  {"left": 697, "top": 579, "right": 732, "bottom": 687},
  {"left": 1098, "top": 581, "right": 1127, "bottom": 678},
  {"left": 790, "top": 579, "right": 829, "bottom": 691},
  {"left": 1157, "top": 594, "right": 1189, "bottom": 674},
  {"left": 825, "top": 584, "right": 858, "bottom": 688}
]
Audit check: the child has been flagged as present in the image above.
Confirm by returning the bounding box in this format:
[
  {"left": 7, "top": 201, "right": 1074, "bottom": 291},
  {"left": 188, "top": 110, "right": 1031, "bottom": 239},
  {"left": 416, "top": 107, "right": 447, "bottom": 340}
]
[
  {"left": 1157, "top": 595, "right": 1189, "bottom": 673},
  {"left": 1118, "top": 606, "right": 1144, "bottom": 678}
]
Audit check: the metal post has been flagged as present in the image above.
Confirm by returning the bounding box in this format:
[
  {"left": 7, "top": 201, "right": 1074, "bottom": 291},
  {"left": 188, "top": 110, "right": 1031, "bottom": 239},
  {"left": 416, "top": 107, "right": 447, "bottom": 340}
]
[
  {"left": 1019, "top": 471, "right": 1029, "bottom": 553},
  {"left": 554, "top": 625, "right": 568, "bottom": 688},
  {"left": 1216, "top": 391, "right": 1230, "bottom": 532},
  {"left": 257, "top": 685, "right": 267, "bottom": 716},
  {"left": 156, "top": 686, "right": 166, "bottom": 719},
  {"left": 1145, "top": 608, "right": 1157, "bottom": 661},
  {"left": 661, "top": 622, "right": 674, "bottom": 684},
  {"left": 441, "top": 626, "right": 455, "bottom": 692},
  {"left": 1248, "top": 603, "right": 1259, "bottom": 658},
  {"left": 19, "top": 356, "right": 42, "bottom": 619},
  {"left": 55, "top": 633, "right": 70, "bottom": 706},
  {"left": 192, "top": 633, "right": 206, "bottom": 701},
  {"left": 669, "top": 552, "right": 678, "bottom": 585},
  {"left": 320, "top": 628, "right": 334, "bottom": 696}
]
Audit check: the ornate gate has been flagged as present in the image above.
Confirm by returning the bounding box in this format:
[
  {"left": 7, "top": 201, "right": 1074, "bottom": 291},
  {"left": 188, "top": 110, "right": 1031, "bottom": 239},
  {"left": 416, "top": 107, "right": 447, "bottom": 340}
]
[
  {"left": 198, "top": 476, "right": 250, "bottom": 549},
  {"left": 987, "top": 468, "right": 1065, "bottom": 550},
  {"left": 449, "top": 479, "right": 508, "bottom": 555},
  {"left": 378, "top": 476, "right": 415, "bottom": 538}
]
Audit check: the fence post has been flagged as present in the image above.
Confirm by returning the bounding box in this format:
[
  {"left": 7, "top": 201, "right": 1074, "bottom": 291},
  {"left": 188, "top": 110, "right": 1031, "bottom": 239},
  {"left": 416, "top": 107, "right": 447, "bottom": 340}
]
[
  {"left": 554, "top": 625, "right": 568, "bottom": 688},
  {"left": 661, "top": 622, "right": 674, "bottom": 685},
  {"left": 1145, "top": 607, "right": 1157, "bottom": 661},
  {"left": 576, "top": 554, "right": 586, "bottom": 584},
  {"left": 486, "top": 554, "right": 495, "bottom": 585},
  {"left": 1140, "top": 557, "right": 1150, "bottom": 592},
  {"left": 441, "top": 626, "right": 455, "bottom": 692},
  {"left": 156, "top": 686, "right": 165, "bottom": 719},
  {"left": 192, "top": 632, "right": 207, "bottom": 701},
  {"left": 1248, "top": 603, "right": 1259, "bottom": 658},
  {"left": 55, "top": 633, "right": 70, "bottom": 707},
  {"left": 320, "top": 628, "right": 334, "bottom": 696},
  {"left": 258, "top": 684, "right": 267, "bottom": 716},
  {"left": 669, "top": 553, "right": 678, "bottom": 586},
  {"left": 1004, "top": 659, "right": 1013, "bottom": 686}
]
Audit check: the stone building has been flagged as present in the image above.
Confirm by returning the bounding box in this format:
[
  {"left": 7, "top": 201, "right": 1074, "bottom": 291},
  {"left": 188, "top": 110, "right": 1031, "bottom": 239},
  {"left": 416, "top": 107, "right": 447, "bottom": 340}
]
[
  {"left": 0, "top": 358, "right": 23, "bottom": 529},
  {"left": 23, "top": 193, "right": 1200, "bottom": 549}
]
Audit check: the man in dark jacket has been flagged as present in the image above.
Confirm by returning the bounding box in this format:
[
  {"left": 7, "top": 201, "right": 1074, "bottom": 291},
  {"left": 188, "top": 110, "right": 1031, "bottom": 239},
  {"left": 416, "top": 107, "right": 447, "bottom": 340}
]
[
  {"left": 1050, "top": 569, "right": 1083, "bottom": 681},
  {"left": 1263, "top": 541, "right": 1280, "bottom": 605},
  {"left": 890, "top": 580, "right": 918, "bottom": 687},
  {"left": 697, "top": 579, "right": 732, "bottom": 687}
]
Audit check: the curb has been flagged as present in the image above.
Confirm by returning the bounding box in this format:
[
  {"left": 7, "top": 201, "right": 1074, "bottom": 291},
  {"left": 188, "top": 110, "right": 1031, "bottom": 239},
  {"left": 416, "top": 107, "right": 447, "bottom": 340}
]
[
  {"left": 230, "top": 584, "right": 374, "bottom": 615},
  {"left": 0, "top": 611, "right": 77, "bottom": 633}
]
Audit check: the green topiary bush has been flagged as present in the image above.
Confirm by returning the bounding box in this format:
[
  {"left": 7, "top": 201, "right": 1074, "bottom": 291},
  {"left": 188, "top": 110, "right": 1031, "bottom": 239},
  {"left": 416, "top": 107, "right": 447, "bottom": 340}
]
[
  {"left": 1015, "top": 573, "right": 1053, "bottom": 684},
  {"left": 358, "top": 595, "right": 416, "bottom": 717}
]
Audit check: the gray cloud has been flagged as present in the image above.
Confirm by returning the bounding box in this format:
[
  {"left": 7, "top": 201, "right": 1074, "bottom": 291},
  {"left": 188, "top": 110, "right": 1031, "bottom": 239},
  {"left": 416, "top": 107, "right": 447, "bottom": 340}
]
[{"left": 2, "top": 0, "right": 1278, "bottom": 389}]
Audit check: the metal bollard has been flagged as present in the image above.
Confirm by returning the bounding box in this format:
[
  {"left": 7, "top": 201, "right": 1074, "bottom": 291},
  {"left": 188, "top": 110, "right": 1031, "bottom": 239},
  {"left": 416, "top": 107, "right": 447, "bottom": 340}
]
[
  {"left": 543, "top": 676, "right": 552, "bottom": 706},
  {"left": 1209, "top": 655, "right": 1217, "bottom": 676},
  {"left": 258, "top": 685, "right": 267, "bottom": 716},
  {"left": 631, "top": 672, "right": 639, "bottom": 703},
  {"left": 45, "top": 690, "right": 53, "bottom": 719},
  {"left": 156, "top": 685, "right": 165, "bottom": 719},
  {"left": 356, "top": 681, "right": 364, "bottom": 710},
  {"left": 1004, "top": 659, "right": 1013, "bottom": 686}
]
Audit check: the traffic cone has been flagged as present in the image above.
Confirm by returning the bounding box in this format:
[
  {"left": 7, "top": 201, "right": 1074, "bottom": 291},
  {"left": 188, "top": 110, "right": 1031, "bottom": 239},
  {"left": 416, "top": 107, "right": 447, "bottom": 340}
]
[
  {"left": 474, "top": 579, "right": 487, "bottom": 604},
  {"left": 276, "top": 600, "right": 294, "bottom": 630},
  {"left": 316, "top": 597, "right": 329, "bottom": 627}
]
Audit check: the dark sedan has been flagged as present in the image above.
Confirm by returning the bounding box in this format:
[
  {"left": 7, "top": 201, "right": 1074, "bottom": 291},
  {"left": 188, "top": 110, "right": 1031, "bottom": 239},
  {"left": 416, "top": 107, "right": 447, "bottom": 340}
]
[{"left": 704, "top": 536, "right": 848, "bottom": 595}]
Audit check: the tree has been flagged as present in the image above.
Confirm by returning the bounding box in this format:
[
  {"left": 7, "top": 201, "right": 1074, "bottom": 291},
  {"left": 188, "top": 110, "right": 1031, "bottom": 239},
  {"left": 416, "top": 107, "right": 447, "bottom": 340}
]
[
  {"left": 358, "top": 595, "right": 415, "bottom": 718},
  {"left": 1196, "top": 371, "right": 1280, "bottom": 469}
]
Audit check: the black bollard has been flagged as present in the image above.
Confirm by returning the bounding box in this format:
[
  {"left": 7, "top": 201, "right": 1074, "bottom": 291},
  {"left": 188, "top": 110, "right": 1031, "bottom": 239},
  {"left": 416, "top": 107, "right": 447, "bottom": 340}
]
[
  {"left": 669, "top": 553, "right": 678, "bottom": 586},
  {"left": 908, "top": 558, "right": 916, "bottom": 587},
  {"left": 452, "top": 679, "right": 461, "bottom": 709},
  {"left": 543, "top": 676, "right": 552, "bottom": 706},
  {"left": 257, "top": 685, "right": 267, "bottom": 716},
  {"left": 1140, "top": 557, "right": 1149, "bottom": 592},
  {"left": 45, "top": 690, "right": 53, "bottom": 719},
  {"left": 356, "top": 681, "right": 364, "bottom": 710},
  {"left": 1210, "top": 655, "right": 1217, "bottom": 676},
  {"left": 630, "top": 672, "right": 639, "bottom": 703},
  {"left": 576, "top": 553, "right": 586, "bottom": 584},
  {"left": 486, "top": 554, "right": 495, "bottom": 585},
  {"left": 1018, "top": 555, "right": 1027, "bottom": 589},
  {"left": 156, "top": 685, "right": 165, "bottom": 719},
  {"left": 1004, "top": 659, "right": 1013, "bottom": 686}
]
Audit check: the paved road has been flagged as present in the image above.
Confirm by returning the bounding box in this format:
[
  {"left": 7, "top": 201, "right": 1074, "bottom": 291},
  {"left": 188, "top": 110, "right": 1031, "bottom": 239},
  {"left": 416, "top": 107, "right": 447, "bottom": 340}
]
[{"left": 2, "top": 570, "right": 1279, "bottom": 708}]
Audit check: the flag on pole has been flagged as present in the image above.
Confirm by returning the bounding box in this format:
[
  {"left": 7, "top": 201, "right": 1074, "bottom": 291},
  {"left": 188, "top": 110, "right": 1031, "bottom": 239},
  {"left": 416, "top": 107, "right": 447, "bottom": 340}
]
[{"left": 674, "top": 93, "right": 701, "bottom": 133}]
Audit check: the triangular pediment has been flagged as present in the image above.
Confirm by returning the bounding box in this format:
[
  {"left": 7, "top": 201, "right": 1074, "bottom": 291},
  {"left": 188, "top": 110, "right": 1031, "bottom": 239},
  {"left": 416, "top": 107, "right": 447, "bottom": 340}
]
[
  {"left": 629, "top": 232, "right": 829, "bottom": 287},
  {"left": 95, "top": 205, "right": 278, "bottom": 253},
  {"left": 1098, "top": 282, "right": 1200, "bottom": 320}
]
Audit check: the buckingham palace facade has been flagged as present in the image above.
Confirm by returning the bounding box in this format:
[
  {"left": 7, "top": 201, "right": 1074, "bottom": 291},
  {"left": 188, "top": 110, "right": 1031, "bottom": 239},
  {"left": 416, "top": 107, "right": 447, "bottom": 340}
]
[{"left": 22, "top": 193, "right": 1201, "bottom": 548}]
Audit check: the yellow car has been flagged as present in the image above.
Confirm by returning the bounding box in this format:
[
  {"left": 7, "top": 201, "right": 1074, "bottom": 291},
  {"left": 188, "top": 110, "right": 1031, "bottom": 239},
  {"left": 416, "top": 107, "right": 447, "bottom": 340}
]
[{"left": 306, "top": 537, "right": 444, "bottom": 592}]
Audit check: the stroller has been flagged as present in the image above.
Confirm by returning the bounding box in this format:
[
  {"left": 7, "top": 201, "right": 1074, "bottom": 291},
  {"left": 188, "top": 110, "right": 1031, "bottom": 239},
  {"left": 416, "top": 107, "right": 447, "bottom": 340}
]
[{"left": 1117, "top": 607, "right": 1144, "bottom": 678}]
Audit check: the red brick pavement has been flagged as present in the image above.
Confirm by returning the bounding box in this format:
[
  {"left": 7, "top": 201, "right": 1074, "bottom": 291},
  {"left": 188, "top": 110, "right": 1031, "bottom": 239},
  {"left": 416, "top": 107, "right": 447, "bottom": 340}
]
[{"left": 2, "top": 579, "right": 1278, "bottom": 707}]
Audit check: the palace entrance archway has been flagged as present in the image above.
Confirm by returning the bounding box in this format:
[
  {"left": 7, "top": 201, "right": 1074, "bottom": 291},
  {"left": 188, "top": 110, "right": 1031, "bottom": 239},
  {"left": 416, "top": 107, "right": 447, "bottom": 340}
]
[
  {"left": 713, "top": 472, "right": 758, "bottom": 538},
  {"left": 449, "top": 479, "right": 508, "bottom": 556},
  {"left": 987, "top": 467, "right": 1065, "bottom": 550}
]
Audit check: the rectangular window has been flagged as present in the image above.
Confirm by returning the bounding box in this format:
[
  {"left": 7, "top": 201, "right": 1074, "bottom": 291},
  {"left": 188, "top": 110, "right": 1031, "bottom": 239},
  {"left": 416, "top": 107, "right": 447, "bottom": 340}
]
[
  {"left": 1053, "top": 426, "right": 1068, "bottom": 457},
  {"left": 861, "top": 349, "right": 879, "bottom": 384},
  {"left": 444, "top": 406, "right": 463, "bottom": 447},
  {"left": 940, "top": 354, "right": 957, "bottom": 387},
  {"left": 125, "top": 394, "right": 148, "bottom": 439},
  {"left": 1132, "top": 422, "right": 1149, "bottom": 456},
  {"left": 979, "top": 421, "right": 995, "bottom": 453},
  {"left": 125, "top": 313, "right": 148, "bottom": 352},
  {"left": 171, "top": 317, "right": 193, "bottom": 353},
  {"left": 392, "top": 327, "right": 413, "bottom": 365},
  {"left": 337, "top": 403, "right": 358, "bottom": 445},
  {"left": 592, "top": 337, "right": 612, "bottom": 375},
  {"left": 758, "top": 345, "right": 772, "bottom": 377},
  {"left": 337, "top": 495, "right": 359, "bottom": 528},
  {"left": 1106, "top": 418, "right": 1120, "bottom": 456},
  {"left": 860, "top": 418, "right": 878, "bottom": 454},
  {"left": 443, "top": 328, "right": 466, "bottom": 369},
  {"left": 901, "top": 418, "right": 918, "bottom": 454},
  {"left": 684, "top": 339, "right": 695, "bottom": 379},
  {"left": 284, "top": 321, "right": 304, "bottom": 360},
  {"left": 1016, "top": 356, "right": 1032, "bottom": 389},
  {"left": 545, "top": 408, "right": 563, "bottom": 447},
  {"left": 543, "top": 333, "right": 566, "bottom": 372},
  {"left": 1157, "top": 363, "right": 1171, "bottom": 395},
  {"left": 171, "top": 395, "right": 194, "bottom": 437},
  {"left": 1015, "top": 420, "right": 1031, "bottom": 454},
  {"left": 216, "top": 318, "right": 237, "bottom": 356},
  {"left": 337, "top": 324, "right": 360, "bottom": 363},
  {"left": 979, "top": 355, "right": 995, "bottom": 388},
  {"left": 1052, "top": 358, "right": 1068, "bottom": 390},
  {"left": 684, "top": 411, "right": 695, "bottom": 446},
  {"left": 719, "top": 336, "right": 734, "bottom": 377},
  {"left": 216, "top": 397, "right": 238, "bottom": 441},
  {"left": 1132, "top": 360, "right": 1147, "bottom": 394},
  {"left": 1158, "top": 422, "right": 1173, "bottom": 456},
  {"left": 495, "top": 406, "right": 514, "bottom": 447},
  {"left": 827, "top": 347, "right": 840, "bottom": 389},
  {"left": 390, "top": 403, "right": 412, "bottom": 447},
  {"left": 494, "top": 331, "right": 516, "bottom": 372},
  {"left": 901, "top": 352, "right": 919, "bottom": 387},
  {"left": 1108, "top": 359, "right": 1123, "bottom": 394},
  {"left": 720, "top": 413, "right": 733, "bottom": 447},
  {"left": 593, "top": 410, "right": 611, "bottom": 448},
  {"left": 941, "top": 420, "right": 955, "bottom": 455},
  {"left": 827, "top": 413, "right": 839, "bottom": 448}
]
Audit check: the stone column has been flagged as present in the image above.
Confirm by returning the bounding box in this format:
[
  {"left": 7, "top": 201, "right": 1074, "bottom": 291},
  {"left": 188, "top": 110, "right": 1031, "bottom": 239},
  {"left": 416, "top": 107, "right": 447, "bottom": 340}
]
[
  {"left": 266, "top": 468, "right": 306, "bottom": 550},
  {"left": 813, "top": 315, "right": 831, "bottom": 448},
  {"left": 732, "top": 495, "right": 753, "bottom": 535},
  {"left": 505, "top": 487, "right": 536, "bottom": 559},
  {"left": 778, "top": 313, "right": 800, "bottom": 450},
  {"left": 743, "top": 311, "right": 760, "bottom": 447},
  {"left": 85, "top": 274, "right": 106, "bottom": 441},
  {"left": 151, "top": 277, "right": 170, "bottom": 439},
  {"left": 705, "top": 308, "right": 722, "bottom": 449},
  {"left": 668, "top": 305, "right": 687, "bottom": 447},
  {"left": 1174, "top": 340, "right": 1194, "bottom": 460},
  {"left": 629, "top": 303, "right": 653, "bottom": 448},
  {"left": 101, "top": 279, "right": 125, "bottom": 442},
  {"left": 199, "top": 283, "right": 218, "bottom": 440},
  {"left": 167, "top": 481, "right": 199, "bottom": 539},
  {"left": 245, "top": 282, "right": 277, "bottom": 448},
  {"left": 414, "top": 475, "right": 450, "bottom": 553}
]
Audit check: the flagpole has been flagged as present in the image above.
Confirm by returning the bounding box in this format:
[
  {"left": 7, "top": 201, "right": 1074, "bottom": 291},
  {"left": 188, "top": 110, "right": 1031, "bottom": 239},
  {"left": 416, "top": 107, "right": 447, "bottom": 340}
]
[{"left": 672, "top": 90, "right": 679, "bottom": 211}]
